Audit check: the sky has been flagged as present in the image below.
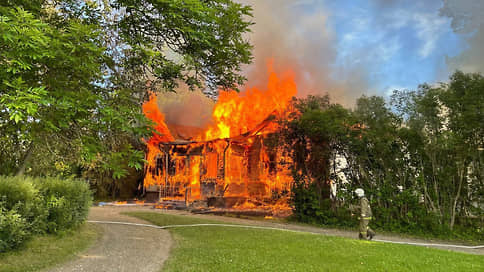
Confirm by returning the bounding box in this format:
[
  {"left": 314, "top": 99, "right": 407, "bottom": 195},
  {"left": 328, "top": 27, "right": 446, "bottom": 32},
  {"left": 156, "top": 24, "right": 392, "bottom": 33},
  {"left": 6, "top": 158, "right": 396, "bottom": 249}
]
[
  {"left": 241, "top": 0, "right": 484, "bottom": 106},
  {"left": 158, "top": 0, "right": 484, "bottom": 126}
]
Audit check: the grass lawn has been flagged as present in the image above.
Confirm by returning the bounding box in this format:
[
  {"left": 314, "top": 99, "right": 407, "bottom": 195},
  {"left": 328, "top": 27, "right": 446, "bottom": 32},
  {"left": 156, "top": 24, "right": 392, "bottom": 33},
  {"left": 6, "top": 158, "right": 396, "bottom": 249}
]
[
  {"left": 0, "top": 223, "right": 100, "bottom": 272},
  {"left": 126, "top": 212, "right": 484, "bottom": 272}
]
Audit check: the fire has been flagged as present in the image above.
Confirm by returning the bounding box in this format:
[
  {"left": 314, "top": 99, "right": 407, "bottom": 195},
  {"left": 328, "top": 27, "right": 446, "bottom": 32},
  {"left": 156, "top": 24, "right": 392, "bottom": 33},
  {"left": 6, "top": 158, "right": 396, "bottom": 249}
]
[
  {"left": 142, "top": 92, "right": 174, "bottom": 145},
  {"left": 142, "top": 63, "right": 298, "bottom": 215},
  {"left": 203, "top": 63, "right": 297, "bottom": 140},
  {"left": 142, "top": 92, "right": 174, "bottom": 187},
  {"left": 189, "top": 156, "right": 200, "bottom": 199}
]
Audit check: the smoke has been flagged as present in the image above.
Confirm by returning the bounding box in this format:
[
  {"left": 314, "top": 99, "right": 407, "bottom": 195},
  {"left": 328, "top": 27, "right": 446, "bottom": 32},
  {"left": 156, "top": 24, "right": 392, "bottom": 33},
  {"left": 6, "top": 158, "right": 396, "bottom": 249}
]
[
  {"left": 241, "top": 0, "right": 370, "bottom": 106},
  {"left": 440, "top": 0, "right": 484, "bottom": 73},
  {"left": 158, "top": 0, "right": 371, "bottom": 128},
  {"left": 156, "top": 85, "right": 214, "bottom": 128},
  {"left": 156, "top": 0, "right": 484, "bottom": 123}
]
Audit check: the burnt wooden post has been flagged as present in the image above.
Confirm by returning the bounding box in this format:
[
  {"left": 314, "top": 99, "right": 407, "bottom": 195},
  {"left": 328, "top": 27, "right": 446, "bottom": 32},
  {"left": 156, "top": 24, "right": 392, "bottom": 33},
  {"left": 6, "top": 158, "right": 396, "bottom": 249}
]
[
  {"left": 222, "top": 139, "right": 230, "bottom": 182},
  {"left": 186, "top": 155, "right": 191, "bottom": 203},
  {"left": 162, "top": 144, "right": 170, "bottom": 200}
]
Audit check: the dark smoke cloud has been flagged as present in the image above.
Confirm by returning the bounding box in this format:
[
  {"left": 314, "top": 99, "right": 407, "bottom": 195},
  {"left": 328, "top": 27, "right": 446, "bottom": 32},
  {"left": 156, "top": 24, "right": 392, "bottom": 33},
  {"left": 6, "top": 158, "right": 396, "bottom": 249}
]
[{"left": 440, "top": 0, "right": 484, "bottom": 73}]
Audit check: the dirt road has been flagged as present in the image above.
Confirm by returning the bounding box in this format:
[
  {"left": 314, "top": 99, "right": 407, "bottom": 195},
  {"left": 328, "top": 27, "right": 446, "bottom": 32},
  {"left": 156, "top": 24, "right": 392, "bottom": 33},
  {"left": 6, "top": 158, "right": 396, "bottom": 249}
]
[{"left": 47, "top": 206, "right": 172, "bottom": 272}]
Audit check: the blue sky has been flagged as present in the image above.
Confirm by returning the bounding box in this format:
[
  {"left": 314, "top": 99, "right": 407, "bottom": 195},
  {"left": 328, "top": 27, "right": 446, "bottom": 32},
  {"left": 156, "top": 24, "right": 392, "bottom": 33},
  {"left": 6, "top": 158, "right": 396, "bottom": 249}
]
[
  {"left": 245, "top": 0, "right": 479, "bottom": 104},
  {"left": 323, "top": 0, "right": 461, "bottom": 94}
]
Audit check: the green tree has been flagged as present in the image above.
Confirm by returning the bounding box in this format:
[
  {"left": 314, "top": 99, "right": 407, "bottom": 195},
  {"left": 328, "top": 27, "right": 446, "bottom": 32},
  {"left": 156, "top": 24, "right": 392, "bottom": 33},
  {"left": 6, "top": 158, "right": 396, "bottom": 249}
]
[
  {"left": 0, "top": 0, "right": 254, "bottom": 198},
  {"left": 283, "top": 96, "right": 356, "bottom": 222},
  {"left": 391, "top": 71, "right": 484, "bottom": 231},
  {"left": 114, "top": 0, "right": 253, "bottom": 95}
]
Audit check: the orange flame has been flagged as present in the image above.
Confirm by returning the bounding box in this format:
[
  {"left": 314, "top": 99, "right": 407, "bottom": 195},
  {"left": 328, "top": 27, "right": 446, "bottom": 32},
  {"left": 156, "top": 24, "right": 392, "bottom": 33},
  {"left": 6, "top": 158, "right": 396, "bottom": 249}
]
[
  {"left": 142, "top": 92, "right": 174, "bottom": 187},
  {"left": 142, "top": 92, "right": 174, "bottom": 145},
  {"left": 142, "top": 62, "right": 297, "bottom": 214},
  {"left": 203, "top": 63, "right": 297, "bottom": 140}
]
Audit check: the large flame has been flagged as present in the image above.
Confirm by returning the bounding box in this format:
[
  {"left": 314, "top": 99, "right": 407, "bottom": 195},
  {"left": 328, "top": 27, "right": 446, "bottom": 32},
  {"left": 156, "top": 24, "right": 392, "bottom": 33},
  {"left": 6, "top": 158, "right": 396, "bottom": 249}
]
[
  {"left": 142, "top": 92, "right": 174, "bottom": 187},
  {"left": 203, "top": 63, "right": 297, "bottom": 140},
  {"left": 142, "top": 92, "right": 174, "bottom": 145},
  {"left": 142, "top": 63, "right": 297, "bottom": 214}
]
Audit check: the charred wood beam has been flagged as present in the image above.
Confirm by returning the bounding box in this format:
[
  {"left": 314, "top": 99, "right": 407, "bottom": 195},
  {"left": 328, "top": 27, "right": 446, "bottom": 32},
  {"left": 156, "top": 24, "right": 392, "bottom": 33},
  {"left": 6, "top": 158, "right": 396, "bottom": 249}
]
[{"left": 222, "top": 139, "right": 230, "bottom": 181}]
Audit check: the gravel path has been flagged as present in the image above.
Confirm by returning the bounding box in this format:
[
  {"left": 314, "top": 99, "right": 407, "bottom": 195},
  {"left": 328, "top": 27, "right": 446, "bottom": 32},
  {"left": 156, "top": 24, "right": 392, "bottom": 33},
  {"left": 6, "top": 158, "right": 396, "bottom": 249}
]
[{"left": 47, "top": 206, "right": 172, "bottom": 272}]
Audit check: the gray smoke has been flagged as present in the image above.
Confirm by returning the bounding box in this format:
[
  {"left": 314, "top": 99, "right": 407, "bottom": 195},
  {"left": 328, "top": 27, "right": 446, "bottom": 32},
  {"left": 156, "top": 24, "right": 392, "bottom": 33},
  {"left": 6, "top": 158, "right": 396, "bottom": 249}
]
[
  {"left": 157, "top": 86, "right": 214, "bottom": 128},
  {"left": 158, "top": 0, "right": 484, "bottom": 121},
  {"left": 440, "top": 0, "right": 484, "bottom": 73},
  {"left": 240, "top": 0, "right": 370, "bottom": 106}
]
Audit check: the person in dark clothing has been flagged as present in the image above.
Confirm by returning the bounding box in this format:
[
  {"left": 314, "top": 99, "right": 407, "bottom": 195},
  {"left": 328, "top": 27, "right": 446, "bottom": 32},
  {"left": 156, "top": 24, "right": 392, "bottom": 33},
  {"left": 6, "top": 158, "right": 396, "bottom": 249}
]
[{"left": 354, "top": 188, "right": 375, "bottom": 240}]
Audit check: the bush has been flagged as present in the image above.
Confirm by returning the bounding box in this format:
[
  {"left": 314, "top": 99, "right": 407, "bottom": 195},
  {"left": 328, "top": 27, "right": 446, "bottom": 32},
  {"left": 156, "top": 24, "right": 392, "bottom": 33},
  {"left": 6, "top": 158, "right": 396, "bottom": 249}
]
[
  {"left": 0, "top": 203, "right": 29, "bottom": 252},
  {"left": 0, "top": 176, "right": 92, "bottom": 252},
  {"left": 35, "top": 178, "right": 92, "bottom": 232},
  {"left": 0, "top": 176, "right": 47, "bottom": 234},
  {"left": 291, "top": 176, "right": 355, "bottom": 228},
  {"left": 292, "top": 179, "right": 484, "bottom": 241}
]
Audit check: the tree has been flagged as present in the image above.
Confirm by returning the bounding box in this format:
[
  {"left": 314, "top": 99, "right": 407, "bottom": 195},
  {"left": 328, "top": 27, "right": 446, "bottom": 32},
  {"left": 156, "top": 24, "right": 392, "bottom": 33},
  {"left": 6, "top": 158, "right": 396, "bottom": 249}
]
[
  {"left": 284, "top": 72, "right": 482, "bottom": 236},
  {"left": 0, "top": 0, "right": 254, "bottom": 196},
  {"left": 283, "top": 95, "right": 356, "bottom": 222},
  {"left": 0, "top": 5, "right": 117, "bottom": 176},
  {"left": 114, "top": 0, "right": 253, "bottom": 96},
  {"left": 391, "top": 71, "right": 484, "bottom": 230}
]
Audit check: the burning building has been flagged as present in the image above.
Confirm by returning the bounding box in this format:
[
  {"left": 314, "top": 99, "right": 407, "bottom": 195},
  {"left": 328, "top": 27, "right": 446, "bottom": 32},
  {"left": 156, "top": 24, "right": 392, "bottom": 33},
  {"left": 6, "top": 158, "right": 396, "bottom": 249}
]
[{"left": 142, "top": 66, "right": 297, "bottom": 214}]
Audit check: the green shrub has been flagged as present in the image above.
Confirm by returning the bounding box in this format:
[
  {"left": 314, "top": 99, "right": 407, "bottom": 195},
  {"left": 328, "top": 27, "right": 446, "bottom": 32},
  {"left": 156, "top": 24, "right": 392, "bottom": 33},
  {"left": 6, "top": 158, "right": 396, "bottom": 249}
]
[
  {"left": 35, "top": 178, "right": 92, "bottom": 232},
  {"left": 0, "top": 176, "right": 92, "bottom": 252},
  {"left": 0, "top": 203, "right": 29, "bottom": 252},
  {"left": 292, "top": 178, "right": 484, "bottom": 241},
  {"left": 291, "top": 176, "right": 355, "bottom": 228},
  {"left": 0, "top": 177, "right": 48, "bottom": 234}
]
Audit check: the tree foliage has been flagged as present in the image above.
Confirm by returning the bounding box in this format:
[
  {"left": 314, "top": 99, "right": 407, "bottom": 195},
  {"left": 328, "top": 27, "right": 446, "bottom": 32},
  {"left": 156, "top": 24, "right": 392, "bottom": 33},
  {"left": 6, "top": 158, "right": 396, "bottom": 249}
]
[
  {"left": 284, "top": 96, "right": 357, "bottom": 211},
  {"left": 286, "top": 72, "right": 484, "bottom": 239},
  {"left": 0, "top": 0, "right": 253, "bottom": 198},
  {"left": 115, "top": 0, "right": 253, "bottom": 95}
]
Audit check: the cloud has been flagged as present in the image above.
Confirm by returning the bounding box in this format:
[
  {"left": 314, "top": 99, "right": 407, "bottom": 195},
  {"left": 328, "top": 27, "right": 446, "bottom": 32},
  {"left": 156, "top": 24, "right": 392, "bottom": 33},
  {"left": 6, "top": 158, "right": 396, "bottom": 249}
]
[
  {"left": 413, "top": 12, "right": 448, "bottom": 58},
  {"left": 238, "top": 0, "right": 455, "bottom": 105}
]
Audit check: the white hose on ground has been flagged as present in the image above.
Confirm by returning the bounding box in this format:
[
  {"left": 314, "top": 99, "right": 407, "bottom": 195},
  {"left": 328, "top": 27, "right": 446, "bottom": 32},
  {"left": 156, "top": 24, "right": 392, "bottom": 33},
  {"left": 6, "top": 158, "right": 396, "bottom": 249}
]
[{"left": 87, "top": 220, "right": 484, "bottom": 250}]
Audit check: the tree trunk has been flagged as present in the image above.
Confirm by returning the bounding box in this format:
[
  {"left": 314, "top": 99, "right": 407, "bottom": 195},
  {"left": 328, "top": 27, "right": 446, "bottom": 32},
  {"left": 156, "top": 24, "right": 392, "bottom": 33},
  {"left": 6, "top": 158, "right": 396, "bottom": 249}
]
[
  {"left": 429, "top": 154, "right": 443, "bottom": 222},
  {"left": 421, "top": 161, "right": 437, "bottom": 213},
  {"left": 16, "top": 144, "right": 33, "bottom": 176},
  {"left": 450, "top": 166, "right": 465, "bottom": 230}
]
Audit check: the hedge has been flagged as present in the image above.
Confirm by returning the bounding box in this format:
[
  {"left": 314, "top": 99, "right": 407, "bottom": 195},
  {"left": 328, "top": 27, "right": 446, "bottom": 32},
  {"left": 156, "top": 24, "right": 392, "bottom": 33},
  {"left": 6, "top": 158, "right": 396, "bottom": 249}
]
[{"left": 0, "top": 176, "right": 92, "bottom": 252}]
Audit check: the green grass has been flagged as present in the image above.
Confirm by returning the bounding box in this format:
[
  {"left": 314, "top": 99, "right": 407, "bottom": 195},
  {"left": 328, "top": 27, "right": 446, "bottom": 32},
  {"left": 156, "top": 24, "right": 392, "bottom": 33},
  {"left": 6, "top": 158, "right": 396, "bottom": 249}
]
[
  {"left": 283, "top": 216, "right": 484, "bottom": 244},
  {"left": 0, "top": 223, "right": 100, "bottom": 272},
  {"left": 125, "top": 212, "right": 484, "bottom": 272}
]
